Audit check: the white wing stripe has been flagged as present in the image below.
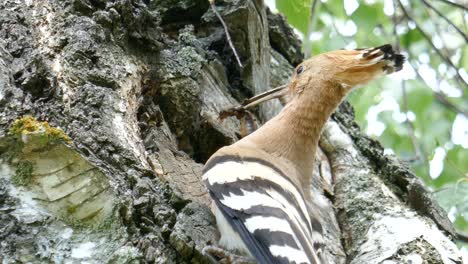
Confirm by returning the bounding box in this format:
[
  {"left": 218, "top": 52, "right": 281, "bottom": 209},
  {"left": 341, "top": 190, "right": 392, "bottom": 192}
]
[
  {"left": 269, "top": 245, "right": 309, "bottom": 264},
  {"left": 244, "top": 215, "right": 293, "bottom": 234},
  {"left": 220, "top": 190, "right": 280, "bottom": 210}
]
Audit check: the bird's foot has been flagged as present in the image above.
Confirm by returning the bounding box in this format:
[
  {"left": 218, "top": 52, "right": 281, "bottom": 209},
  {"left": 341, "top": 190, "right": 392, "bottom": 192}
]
[{"left": 202, "top": 245, "right": 256, "bottom": 264}]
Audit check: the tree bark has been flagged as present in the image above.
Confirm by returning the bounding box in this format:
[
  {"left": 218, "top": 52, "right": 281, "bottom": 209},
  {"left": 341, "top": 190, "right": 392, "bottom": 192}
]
[{"left": 0, "top": 0, "right": 462, "bottom": 263}]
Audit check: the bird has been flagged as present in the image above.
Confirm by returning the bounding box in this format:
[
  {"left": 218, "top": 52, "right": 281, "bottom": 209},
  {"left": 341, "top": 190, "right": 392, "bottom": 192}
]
[{"left": 202, "top": 44, "right": 405, "bottom": 264}]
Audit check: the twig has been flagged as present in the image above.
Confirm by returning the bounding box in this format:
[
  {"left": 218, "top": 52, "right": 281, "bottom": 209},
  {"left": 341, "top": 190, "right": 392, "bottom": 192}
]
[
  {"left": 423, "top": 5, "right": 455, "bottom": 67},
  {"left": 304, "top": 0, "right": 320, "bottom": 58},
  {"left": 421, "top": 3, "right": 466, "bottom": 99},
  {"left": 445, "top": 156, "right": 467, "bottom": 178},
  {"left": 436, "top": 0, "right": 468, "bottom": 11},
  {"left": 395, "top": 0, "right": 467, "bottom": 88},
  {"left": 320, "top": 3, "right": 349, "bottom": 46},
  {"left": 401, "top": 81, "right": 423, "bottom": 162},
  {"left": 457, "top": 231, "right": 468, "bottom": 243},
  {"left": 391, "top": 4, "right": 423, "bottom": 163},
  {"left": 392, "top": 3, "right": 468, "bottom": 117},
  {"left": 422, "top": 0, "right": 468, "bottom": 42},
  {"left": 209, "top": 0, "right": 243, "bottom": 68},
  {"left": 433, "top": 92, "right": 468, "bottom": 118},
  {"left": 406, "top": 58, "right": 468, "bottom": 118},
  {"left": 462, "top": 8, "right": 468, "bottom": 34},
  {"left": 391, "top": 0, "right": 401, "bottom": 51}
]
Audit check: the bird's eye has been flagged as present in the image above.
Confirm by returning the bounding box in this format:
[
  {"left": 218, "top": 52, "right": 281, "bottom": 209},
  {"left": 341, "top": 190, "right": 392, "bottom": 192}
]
[{"left": 296, "top": 65, "right": 304, "bottom": 75}]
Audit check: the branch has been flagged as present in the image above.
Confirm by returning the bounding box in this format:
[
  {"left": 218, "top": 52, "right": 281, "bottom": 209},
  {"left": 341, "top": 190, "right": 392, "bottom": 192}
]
[
  {"left": 401, "top": 81, "right": 424, "bottom": 163},
  {"left": 391, "top": 0, "right": 401, "bottom": 51},
  {"left": 456, "top": 229, "right": 468, "bottom": 243},
  {"left": 395, "top": 0, "right": 467, "bottom": 88},
  {"left": 421, "top": 0, "right": 468, "bottom": 42},
  {"left": 433, "top": 92, "right": 468, "bottom": 118},
  {"left": 422, "top": 5, "right": 455, "bottom": 65},
  {"left": 320, "top": 3, "right": 349, "bottom": 46},
  {"left": 406, "top": 58, "right": 468, "bottom": 118},
  {"left": 436, "top": 0, "right": 468, "bottom": 11},
  {"left": 304, "top": 0, "right": 319, "bottom": 58},
  {"left": 209, "top": 0, "right": 243, "bottom": 68},
  {"left": 392, "top": 1, "right": 467, "bottom": 117},
  {"left": 391, "top": 2, "right": 425, "bottom": 163}
]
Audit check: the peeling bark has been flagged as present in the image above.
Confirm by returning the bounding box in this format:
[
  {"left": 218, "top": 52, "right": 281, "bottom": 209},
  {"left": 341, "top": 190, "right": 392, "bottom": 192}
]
[{"left": 0, "top": 0, "right": 462, "bottom": 263}]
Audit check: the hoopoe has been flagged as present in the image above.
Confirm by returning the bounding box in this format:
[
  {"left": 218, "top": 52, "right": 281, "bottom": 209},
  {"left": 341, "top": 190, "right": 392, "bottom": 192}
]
[{"left": 203, "top": 44, "right": 404, "bottom": 264}]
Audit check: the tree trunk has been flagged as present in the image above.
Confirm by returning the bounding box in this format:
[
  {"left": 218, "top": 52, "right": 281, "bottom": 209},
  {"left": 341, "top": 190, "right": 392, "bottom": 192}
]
[{"left": 0, "top": 0, "right": 462, "bottom": 263}]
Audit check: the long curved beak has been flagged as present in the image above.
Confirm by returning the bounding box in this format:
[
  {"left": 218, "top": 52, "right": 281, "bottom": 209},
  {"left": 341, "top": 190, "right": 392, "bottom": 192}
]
[
  {"left": 240, "top": 84, "right": 288, "bottom": 109},
  {"left": 219, "top": 84, "right": 289, "bottom": 123}
]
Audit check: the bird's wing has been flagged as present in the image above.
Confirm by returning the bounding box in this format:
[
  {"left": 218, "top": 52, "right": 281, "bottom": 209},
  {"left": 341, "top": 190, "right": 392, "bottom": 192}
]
[{"left": 203, "top": 155, "right": 321, "bottom": 264}]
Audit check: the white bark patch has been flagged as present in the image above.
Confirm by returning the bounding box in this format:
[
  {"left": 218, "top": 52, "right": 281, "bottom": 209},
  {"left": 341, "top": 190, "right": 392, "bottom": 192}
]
[
  {"left": 354, "top": 212, "right": 461, "bottom": 264},
  {"left": 61, "top": 228, "right": 74, "bottom": 239},
  {"left": 0, "top": 56, "right": 7, "bottom": 101},
  {"left": 113, "top": 59, "right": 151, "bottom": 170},
  {"left": 71, "top": 242, "right": 96, "bottom": 259},
  {"left": 30, "top": 1, "right": 75, "bottom": 106},
  {"left": 403, "top": 254, "right": 423, "bottom": 264},
  {"left": 321, "top": 121, "right": 359, "bottom": 158}
]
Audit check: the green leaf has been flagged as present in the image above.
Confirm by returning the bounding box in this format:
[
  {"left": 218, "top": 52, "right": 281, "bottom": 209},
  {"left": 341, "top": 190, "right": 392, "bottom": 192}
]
[
  {"left": 350, "top": 2, "right": 384, "bottom": 32},
  {"left": 276, "top": 0, "right": 313, "bottom": 35},
  {"left": 401, "top": 29, "right": 424, "bottom": 48}
]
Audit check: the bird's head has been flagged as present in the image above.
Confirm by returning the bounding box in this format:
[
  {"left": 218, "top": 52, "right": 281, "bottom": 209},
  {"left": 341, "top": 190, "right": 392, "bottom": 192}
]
[{"left": 287, "top": 44, "right": 405, "bottom": 100}]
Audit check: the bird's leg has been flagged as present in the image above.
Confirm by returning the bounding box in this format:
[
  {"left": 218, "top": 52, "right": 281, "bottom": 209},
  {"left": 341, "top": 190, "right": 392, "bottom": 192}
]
[{"left": 202, "top": 245, "right": 256, "bottom": 264}]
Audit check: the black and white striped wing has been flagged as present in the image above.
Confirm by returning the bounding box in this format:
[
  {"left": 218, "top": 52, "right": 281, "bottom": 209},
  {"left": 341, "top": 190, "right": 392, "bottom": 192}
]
[{"left": 203, "top": 156, "right": 321, "bottom": 264}]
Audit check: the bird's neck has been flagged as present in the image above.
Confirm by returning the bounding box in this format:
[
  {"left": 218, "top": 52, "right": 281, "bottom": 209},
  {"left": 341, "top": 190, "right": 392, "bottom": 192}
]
[{"left": 244, "top": 82, "right": 346, "bottom": 195}]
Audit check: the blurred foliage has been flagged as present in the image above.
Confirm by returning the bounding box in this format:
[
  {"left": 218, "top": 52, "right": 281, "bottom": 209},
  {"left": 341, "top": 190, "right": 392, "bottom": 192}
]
[{"left": 273, "top": 0, "right": 467, "bottom": 248}]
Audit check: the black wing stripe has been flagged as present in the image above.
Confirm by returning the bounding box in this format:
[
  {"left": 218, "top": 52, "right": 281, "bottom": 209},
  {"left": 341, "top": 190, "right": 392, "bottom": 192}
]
[{"left": 253, "top": 229, "right": 299, "bottom": 249}]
